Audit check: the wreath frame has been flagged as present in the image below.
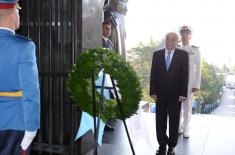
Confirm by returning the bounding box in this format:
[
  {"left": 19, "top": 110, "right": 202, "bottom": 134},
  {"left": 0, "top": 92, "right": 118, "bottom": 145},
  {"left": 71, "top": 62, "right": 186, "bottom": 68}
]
[{"left": 67, "top": 48, "right": 142, "bottom": 122}]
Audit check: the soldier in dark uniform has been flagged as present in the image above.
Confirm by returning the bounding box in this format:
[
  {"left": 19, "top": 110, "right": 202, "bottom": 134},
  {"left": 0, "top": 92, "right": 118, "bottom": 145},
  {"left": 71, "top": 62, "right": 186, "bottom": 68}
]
[{"left": 0, "top": 1, "right": 40, "bottom": 155}]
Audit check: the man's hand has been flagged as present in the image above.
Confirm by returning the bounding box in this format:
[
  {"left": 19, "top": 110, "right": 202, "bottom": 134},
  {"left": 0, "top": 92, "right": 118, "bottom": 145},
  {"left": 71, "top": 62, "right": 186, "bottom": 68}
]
[
  {"left": 179, "top": 96, "right": 186, "bottom": 102},
  {"left": 151, "top": 95, "right": 158, "bottom": 101},
  {"left": 21, "top": 131, "right": 37, "bottom": 151},
  {"left": 192, "top": 88, "right": 200, "bottom": 93}
]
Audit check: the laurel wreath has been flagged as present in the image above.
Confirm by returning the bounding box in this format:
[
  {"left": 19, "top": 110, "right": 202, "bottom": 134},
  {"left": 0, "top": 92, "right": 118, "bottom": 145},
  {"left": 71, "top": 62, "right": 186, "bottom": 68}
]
[{"left": 67, "top": 48, "right": 142, "bottom": 121}]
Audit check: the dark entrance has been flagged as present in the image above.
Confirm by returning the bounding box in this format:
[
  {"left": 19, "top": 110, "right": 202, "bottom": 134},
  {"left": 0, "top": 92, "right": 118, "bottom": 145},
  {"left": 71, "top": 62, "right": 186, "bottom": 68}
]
[
  {"left": 19, "top": 0, "right": 81, "bottom": 154},
  {"left": 17, "top": 0, "right": 129, "bottom": 154},
  {"left": 18, "top": 0, "right": 103, "bottom": 154}
]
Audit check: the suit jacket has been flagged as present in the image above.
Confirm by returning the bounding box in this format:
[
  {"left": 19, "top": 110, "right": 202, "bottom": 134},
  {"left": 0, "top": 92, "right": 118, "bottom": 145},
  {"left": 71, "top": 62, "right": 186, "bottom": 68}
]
[
  {"left": 102, "top": 38, "right": 114, "bottom": 49},
  {"left": 0, "top": 29, "right": 40, "bottom": 131},
  {"left": 150, "top": 48, "right": 189, "bottom": 100}
]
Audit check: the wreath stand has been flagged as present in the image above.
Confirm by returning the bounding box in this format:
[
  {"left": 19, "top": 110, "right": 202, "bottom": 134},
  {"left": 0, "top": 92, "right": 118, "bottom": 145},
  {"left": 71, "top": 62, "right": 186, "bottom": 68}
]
[{"left": 91, "top": 71, "right": 136, "bottom": 155}]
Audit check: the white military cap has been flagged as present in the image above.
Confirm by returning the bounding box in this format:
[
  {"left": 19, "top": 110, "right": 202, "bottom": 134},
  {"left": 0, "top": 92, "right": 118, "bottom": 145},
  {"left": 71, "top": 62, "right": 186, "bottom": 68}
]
[{"left": 179, "top": 25, "right": 193, "bottom": 34}]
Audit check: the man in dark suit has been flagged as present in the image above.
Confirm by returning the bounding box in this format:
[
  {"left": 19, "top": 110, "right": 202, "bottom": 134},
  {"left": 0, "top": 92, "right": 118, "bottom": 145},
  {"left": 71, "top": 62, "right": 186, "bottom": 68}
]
[
  {"left": 102, "top": 21, "right": 115, "bottom": 132},
  {"left": 102, "top": 21, "right": 114, "bottom": 49},
  {"left": 150, "top": 32, "right": 189, "bottom": 155}
]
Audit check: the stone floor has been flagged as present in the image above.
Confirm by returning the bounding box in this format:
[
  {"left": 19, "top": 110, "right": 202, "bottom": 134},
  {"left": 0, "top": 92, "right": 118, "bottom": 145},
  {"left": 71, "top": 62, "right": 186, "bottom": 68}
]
[
  {"left": 212, "top": 89, "right": 235, "bottom": 117},
  {"left": 86, "top": 89, "right": 235, "bottom": 155}
]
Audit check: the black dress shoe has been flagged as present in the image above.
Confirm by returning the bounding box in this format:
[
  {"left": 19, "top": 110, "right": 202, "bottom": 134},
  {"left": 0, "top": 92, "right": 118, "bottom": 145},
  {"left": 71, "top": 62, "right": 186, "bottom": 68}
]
[
  {"left": 167, "top": 147, "right": 175, "bottom": 155},
  {"left": 156, "top": 147, "right": 166, "bottom": 155},
  {"left": 104, "top": 124, "right": 115, "bottom": 131}
]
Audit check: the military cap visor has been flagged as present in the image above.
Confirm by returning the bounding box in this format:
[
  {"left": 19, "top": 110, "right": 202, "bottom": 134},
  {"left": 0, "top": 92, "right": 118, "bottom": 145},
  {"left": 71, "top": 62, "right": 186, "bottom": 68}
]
[
  {"left": 179, "top": 25, "right": 192, "bottom": 34},
  {"left": 0, "top": 0, "right": 21, "bottom": 9}
]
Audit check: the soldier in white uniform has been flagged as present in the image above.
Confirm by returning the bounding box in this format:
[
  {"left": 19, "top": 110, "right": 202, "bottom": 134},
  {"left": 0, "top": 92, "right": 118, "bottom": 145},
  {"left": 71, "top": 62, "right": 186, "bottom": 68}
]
[{"left": 177, "top": 25, "right": 201, "bottom": 138}]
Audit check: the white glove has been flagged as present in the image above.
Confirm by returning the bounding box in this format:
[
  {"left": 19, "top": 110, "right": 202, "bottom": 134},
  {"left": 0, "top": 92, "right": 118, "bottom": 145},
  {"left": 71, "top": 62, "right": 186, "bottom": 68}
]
[{"left": 21, "top": 131, "right": 37, "bottom": 150}]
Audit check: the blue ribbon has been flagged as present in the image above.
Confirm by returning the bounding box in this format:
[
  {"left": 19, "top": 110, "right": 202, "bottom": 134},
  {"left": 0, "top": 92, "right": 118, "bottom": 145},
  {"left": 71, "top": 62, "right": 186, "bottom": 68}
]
[{"left": 75, "top": 112, "right": 105, "bottom": 145}]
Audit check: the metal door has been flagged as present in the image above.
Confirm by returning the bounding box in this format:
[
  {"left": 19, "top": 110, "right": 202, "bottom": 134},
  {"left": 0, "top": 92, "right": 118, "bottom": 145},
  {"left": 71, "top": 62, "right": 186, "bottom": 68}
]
[{"left": 18, "top": 0, "right": 82, "bottom": 154}]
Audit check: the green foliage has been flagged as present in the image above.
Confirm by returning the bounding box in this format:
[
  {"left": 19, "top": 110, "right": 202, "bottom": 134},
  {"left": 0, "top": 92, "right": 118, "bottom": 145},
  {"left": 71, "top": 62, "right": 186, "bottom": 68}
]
[
  {"left": 230, "top": 65, "right": 235, "bottom": 73},
  {"left": 128, "top": 38, "right": 160, "bottom": 102},
  {"left": 128, "top": 39, "right": 223, "bottom": 105},
  {"left": 197, "top": 59, "right": 224, "bottom": 104},
  {"left": 221, "top": 64, "right": 230, "bottom": 73},
  {"left": 67, "top": 48, "right": 142, "bottom": 122}
]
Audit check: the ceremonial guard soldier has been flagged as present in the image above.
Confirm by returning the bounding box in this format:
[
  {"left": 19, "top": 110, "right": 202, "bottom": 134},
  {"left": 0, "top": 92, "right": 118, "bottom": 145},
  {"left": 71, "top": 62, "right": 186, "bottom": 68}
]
[{"left": 0, "top": 0, "right": 40, "bottom": 154}]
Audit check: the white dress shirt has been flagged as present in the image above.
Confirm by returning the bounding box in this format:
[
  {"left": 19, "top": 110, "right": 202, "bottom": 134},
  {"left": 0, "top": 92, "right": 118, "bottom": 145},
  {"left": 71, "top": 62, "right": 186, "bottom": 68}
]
[
  {"left": 165, "top": 48, "right": 186, "bottom": 100},
  {"left": 165, "top": 48, "right": 175, "bottom": 64},
  {"left": 102, "top": 36, "right": 109, "bottom": 42}
]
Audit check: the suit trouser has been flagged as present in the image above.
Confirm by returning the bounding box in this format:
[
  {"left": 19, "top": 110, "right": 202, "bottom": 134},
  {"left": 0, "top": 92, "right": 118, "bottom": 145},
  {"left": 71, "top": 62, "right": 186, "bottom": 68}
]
[
  {"left": 156, "top": 98, "right": 181, "bottom": 148},
  {"left": 180, "top": 92, "right": 194, "bottom": 131},
  {"left": 0, "top": 130, "right": 31, "bottom": 155}
]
